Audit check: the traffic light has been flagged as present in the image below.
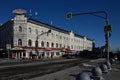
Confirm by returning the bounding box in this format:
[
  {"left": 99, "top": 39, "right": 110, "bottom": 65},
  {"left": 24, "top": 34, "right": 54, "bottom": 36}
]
[
  {"left": 66, "top": 12, "right": 72, "bottom": 20},
  {"left": 104, "top": 24, "right": 112, "bottom": 33}
]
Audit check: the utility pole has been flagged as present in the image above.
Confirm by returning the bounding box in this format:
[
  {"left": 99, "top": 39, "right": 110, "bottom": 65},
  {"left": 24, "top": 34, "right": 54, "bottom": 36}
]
[
  {"left": 35, "top": 30, "right": 51, "bottom": 59},
  {"left": 66, "top": 11, "right": 112, "bottom": 62}
]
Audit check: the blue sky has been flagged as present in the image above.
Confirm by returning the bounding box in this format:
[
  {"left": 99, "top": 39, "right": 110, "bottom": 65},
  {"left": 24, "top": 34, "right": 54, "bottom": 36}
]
[{"left": 0, "top": 0, "right": 120, "bottom": 51}]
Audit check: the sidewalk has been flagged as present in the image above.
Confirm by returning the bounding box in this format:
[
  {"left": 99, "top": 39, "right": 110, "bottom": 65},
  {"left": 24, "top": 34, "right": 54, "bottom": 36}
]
[
  {"left": 0, "top": 58, "right": 23, "bottom": 63},
  {"left": 29, "top": 58, "right": 120, "bottom": 80},
  {"left": 104, "top": 62, "right": 120, "bottom": 80}
]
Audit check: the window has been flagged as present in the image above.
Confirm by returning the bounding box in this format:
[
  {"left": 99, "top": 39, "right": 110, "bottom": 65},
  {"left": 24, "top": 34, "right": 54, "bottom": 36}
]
[
  {"left": 51, "top": 33, "right": 54, "bottom": 37},
  {"left": 67, "top": 46, "right": 70, "bottom": 48},
  {"left": 51, "top": 43, "right": 54, "bottom": 47},
  {"left": 56, "top": 52, "right": 60, "bottom": 56},
  {"left": 60, "top": 36, "right": 62, "bottom": 39},
  {"left": 18, "top": 39, "right": 22, "bottom": 46},
  {"left": 71, "top": 39, "right": 73, "bottom": 42},
  {"left": 47, "top": 33, "right": 49, "bottom": 36},
  {"left": 35, "top": 29, "right": 38, "bottom": 34},
  {"left": 19, "top": 26, "right": 22, "bottom": 32},
  {"left": 51, "top": 52, "right": 54, "bottom": 56},
  {"left": 28, "top": 39, "right": 32, "bottom": 46},
  {"left": 63, "top": 45, "right": 65, "bottom": 48},
  {"left": 71, "top": 45, "right": 73, "bottom": 49},
  {"left": 28, "top": 27, "right": 31, "bottom": 33},
  {"left": 63, "top": 36, "right": 65, "bottom": 40},
  {"left": 41, "top": 41, "right": 44, "bottom": 47},
  {"left": 66, "top": 37, "right": 68, "bottom": 40},
  {"left": 60, "top": 44, "right": 62, "bottom": 48},
  {"left": 56, "top": 34, "right": 58, "bottom": 38},
  {"left": 47, "top": 42, "right": 49, "bottom": 47},
  {"left": 41, "top": 31, "right": 43, "bottom": 33},
  {"left": 46, "top": 52, "right": 49, "bottom": 56},
  {"left": 56, "top": 43, "right": 58, "bottom": 48}
]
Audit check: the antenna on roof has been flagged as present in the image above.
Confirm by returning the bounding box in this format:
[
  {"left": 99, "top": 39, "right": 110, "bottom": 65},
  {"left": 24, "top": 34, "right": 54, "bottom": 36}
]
[
  {"left": 35, "top": 11, "right": 38, "bottom": 19},
  {"left": 50, "top": 21, "right": 53, "bottom": 25},
  {"left": 29, "top": 10, "right": 32, "bottom": 18}
]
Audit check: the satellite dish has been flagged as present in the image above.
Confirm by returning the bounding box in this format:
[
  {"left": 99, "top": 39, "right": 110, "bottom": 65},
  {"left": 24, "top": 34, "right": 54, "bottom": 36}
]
[{"left": 13, "top": 9, "right": 27, "bottom": 15}]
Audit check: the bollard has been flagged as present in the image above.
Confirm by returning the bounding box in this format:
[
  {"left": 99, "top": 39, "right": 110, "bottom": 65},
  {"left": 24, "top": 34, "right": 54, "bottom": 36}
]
[
  {"left": 110, "top": 58, "right": 115, "bottom": 64},
  {"left": 91, "top": 67, "right": 104, "bottom": 80},
  {"left": 114, "top": 56, "right": 118, "bottom": 63},
  {"left": 104, "top": 61, "right": 111, "bottom": 70},
  {"left": 76, "top": 72, "right": 90, "bottom": 80},
  {"left": 100, "top": 64, "right": 108, "bottom": 73},
  {"left": 91, "top": 67, "right": 102, "bottom": 76}
]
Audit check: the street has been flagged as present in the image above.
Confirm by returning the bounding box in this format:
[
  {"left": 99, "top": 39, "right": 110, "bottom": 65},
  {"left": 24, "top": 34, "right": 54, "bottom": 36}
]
[{"left": 0, "top": 58, "right": 89, "bottom": 80}]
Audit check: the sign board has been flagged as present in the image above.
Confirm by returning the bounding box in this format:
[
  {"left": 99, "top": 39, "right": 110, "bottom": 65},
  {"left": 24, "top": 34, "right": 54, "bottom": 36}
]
[
  {"left": 6, "top": 44, "right": 11, "bottom": 49},
  {"left": 104, "top": 24, "right": 112, "bottom": 32}
]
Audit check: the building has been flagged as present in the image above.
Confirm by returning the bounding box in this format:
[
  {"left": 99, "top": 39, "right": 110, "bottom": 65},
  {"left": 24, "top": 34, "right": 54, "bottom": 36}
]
[{"left": 0, "top": 9, "right": 94, "bottom": 59}]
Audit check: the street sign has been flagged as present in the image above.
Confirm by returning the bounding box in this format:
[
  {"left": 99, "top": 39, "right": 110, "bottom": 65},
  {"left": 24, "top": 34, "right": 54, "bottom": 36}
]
[
  {"left": 66, "top": 12, "right": 72, "bottom": 20},
  {"left": 104, "top": 24, "right": 112, "bottom": 32}
]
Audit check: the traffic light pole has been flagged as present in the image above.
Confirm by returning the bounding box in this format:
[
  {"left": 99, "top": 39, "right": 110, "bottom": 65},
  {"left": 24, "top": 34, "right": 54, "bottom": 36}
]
[
  {"left": 104, "top": 12, "right": 110, "bottom": 62},
  {"left": 67, "top": 11, "right": 110, "bottom": 62},
  {"left": 106, "top": 31, "right": 110, "bottom": 62}
]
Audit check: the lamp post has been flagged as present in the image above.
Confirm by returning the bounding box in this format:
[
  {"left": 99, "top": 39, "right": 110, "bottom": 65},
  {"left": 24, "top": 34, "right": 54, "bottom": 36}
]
[
  {"left": 66, "top": 11, "right": 112, "bottom": 62},
  {"left": 35, "top": 29, "right": 51, "bottom": 59},
  {"left": 6, "top": 44, "right": 11, "bottom": 60}
]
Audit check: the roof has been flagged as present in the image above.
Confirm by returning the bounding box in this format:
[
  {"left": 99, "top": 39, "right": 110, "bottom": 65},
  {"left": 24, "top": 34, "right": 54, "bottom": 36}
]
[
  {"left": 0, "top": 18, "right": 93, "bottom": 41},
  {"left": 74, "top": 33, "right": 84, "bottom": 38},
  {"left": 27, "top": 18, "right": 69, "bottom": 34},
  {"left": 0, "top": 20, "right": 13, "bottom": 30},
  {"left": 27, "top": 18, "right": 87, "bottom": 39}
]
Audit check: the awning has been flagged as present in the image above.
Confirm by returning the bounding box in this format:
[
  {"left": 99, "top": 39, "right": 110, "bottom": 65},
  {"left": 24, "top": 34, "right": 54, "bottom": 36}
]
[
  {"left": 45, "top": 48, "right": 52, "bottom": 51},
  {"left": 61, "top": 48, "right": 72, "bottom": 53},
  {"left": 11, "top": 47, "right": 23, "bottom": 50}
]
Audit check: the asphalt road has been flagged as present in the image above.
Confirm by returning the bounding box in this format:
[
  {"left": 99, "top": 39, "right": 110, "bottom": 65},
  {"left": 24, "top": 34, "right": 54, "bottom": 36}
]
[{"left": 0, "top": 58, "right": 89, "bottom": 80}]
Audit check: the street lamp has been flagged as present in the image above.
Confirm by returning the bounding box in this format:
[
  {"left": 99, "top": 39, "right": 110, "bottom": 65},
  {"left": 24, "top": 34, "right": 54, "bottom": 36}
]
[
  {"left": 66, "top": 11, "right": 112, "bottom": 62},
  {"left": 35, "top": 29, "right": 51, "bottom": 59}
]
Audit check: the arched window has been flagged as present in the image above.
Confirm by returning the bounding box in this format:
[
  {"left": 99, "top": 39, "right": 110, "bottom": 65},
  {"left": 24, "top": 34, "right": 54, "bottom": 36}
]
[
  {"left": 56, "top": 43, "right": 58, "bottom": 48},
  {"left": 60, "top": 44, "right": 62, "bottom": 48},
  {"left": 19, "top": 26, "right": 22, "bottom": 32},
  {"left": 47, "top": 42, "right": 49, "bottom": 47},
  {"left": 28, "top": 27, "right": 31, "bottom": 33},
  {"left": 71, "top": 45, "right": 73, "bottom": 49},
  {"left": 28, "top": 39, "right": 32, "bottom": 46},
  {"left": 41, "top": 41, "right": 44, "bottom": 47},
  {"left": 51, "top": 43, "right": 54, "bottom": 47},
  {"left": 18, "top": 39, "right": 22, "bottom": 46}
]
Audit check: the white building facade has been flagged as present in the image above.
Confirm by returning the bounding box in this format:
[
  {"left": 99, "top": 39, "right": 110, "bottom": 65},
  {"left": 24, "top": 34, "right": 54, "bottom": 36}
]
[{"left": 0, "top": 9, "right": 94, "bottom": 59}]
